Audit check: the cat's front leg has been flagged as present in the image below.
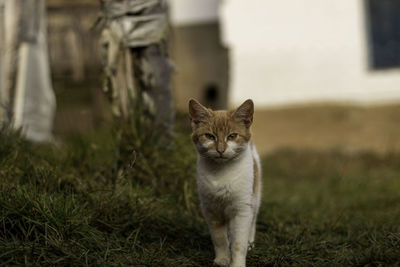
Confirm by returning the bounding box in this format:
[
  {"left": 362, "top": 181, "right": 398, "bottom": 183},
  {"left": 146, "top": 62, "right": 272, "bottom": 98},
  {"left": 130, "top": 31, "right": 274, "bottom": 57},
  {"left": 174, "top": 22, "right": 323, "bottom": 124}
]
[
  {"left": 206, "top": 219, "right": 230, "bottom": 266},
  {"left": 248, "top": 209, "right": 257, "bottom": 248},
  {"left": 228, "top": 209, "right": 253, "bottom": 267}
]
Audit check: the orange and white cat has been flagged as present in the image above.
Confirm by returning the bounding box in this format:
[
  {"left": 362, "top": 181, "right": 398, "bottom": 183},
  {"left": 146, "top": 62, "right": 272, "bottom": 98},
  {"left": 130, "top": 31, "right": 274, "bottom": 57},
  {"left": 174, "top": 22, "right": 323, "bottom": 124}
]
[{"left": 189, "top": 99, "right": 261, "bottom": 267}]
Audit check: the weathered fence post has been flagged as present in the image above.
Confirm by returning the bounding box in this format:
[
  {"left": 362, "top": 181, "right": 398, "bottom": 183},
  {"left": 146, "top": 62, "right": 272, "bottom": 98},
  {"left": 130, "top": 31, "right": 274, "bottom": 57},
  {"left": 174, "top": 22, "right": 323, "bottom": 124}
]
[
  {"left": 100, "top": 0, "right": 174, "bottom": 132},
  {"left": 0, "top": 0, "right": 4, "bottom": 122},
  {"left": 1, "top": 0, "right": 19, "bottom": 124},
  {"left": 1, "top": 0, "right": 55, "bottom": 141}
]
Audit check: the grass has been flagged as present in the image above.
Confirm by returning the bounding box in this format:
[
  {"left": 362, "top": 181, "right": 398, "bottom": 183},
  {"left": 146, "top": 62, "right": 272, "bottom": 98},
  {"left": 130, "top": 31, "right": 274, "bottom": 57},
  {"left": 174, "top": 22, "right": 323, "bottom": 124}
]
[{"left": 0, "top": 121, "right": 399, "bottom": 266}]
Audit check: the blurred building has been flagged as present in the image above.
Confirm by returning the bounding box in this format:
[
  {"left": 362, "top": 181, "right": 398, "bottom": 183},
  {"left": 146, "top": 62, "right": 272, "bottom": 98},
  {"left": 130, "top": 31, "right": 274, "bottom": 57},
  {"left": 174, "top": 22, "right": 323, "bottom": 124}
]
[
  {"left": 45, "top": 0, "right": 400, "bottom": 111},
  {"left": 220, "top": 0, "right": 400, "bottom": 107},
  {"left": 164, "top": 0, "right": 229, "bottom": 110},
  {"left": 27, "top": 0, "right": 400, "bottom": 153},
  {"left": 171, "top": 0, "right": 400, "bottom": 155}
]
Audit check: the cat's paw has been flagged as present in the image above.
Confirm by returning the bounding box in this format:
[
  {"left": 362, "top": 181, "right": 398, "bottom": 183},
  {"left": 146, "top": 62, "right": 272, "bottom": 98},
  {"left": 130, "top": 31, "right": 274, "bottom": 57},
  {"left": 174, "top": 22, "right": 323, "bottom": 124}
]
[{"left": 213, "top": 256, "right": 230, "bottom": 266}]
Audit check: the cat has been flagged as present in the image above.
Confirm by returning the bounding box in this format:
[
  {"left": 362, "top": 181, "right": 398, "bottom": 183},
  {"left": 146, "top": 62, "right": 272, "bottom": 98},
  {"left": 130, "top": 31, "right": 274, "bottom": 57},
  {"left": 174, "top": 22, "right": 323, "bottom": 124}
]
[{"left": 188, "top": 99, "right": 262, "bottom": 267}]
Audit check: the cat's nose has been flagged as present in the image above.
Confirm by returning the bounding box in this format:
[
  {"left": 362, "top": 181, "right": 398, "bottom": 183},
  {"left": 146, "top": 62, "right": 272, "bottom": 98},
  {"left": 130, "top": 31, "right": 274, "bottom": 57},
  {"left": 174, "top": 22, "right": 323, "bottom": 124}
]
[{"left": 217, "top": 142, "right": 226, "bottom": 155}]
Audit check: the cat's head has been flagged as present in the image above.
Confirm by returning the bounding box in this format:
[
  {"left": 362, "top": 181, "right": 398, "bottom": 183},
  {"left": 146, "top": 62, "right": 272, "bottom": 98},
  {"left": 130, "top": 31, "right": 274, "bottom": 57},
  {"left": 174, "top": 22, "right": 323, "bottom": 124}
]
[{"left": 188, "top": 99, "right": 254, "bottom": 162}]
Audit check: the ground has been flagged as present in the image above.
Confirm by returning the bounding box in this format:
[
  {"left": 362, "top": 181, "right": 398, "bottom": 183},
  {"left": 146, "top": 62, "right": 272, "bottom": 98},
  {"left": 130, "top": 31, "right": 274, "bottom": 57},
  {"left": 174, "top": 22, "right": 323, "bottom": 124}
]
[{"left": 1, "top": 112, "right": 399, "bottom": 265}]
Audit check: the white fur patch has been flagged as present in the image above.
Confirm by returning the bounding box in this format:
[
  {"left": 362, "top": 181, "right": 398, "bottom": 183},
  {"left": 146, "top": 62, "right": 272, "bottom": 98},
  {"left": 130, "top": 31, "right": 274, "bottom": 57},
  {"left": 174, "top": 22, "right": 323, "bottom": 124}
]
[{"left": 196, "top": 142, "right": 262, "bottom": 267}]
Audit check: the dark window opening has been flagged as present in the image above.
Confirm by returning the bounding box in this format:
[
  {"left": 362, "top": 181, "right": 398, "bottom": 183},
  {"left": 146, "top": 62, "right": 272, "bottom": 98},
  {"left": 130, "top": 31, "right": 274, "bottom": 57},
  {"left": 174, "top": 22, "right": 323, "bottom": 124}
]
[
  {"left": 365, "top": 0, "right": 400, "bottom": 69},
  {"left": 203, "top": 83, "right": 220, "bottom": 109}
]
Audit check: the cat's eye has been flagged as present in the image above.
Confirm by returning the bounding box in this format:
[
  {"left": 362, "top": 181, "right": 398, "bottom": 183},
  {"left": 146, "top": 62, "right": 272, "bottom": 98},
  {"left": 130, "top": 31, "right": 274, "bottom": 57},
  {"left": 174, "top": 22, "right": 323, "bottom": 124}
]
[
  {"left": 227, "top": 133, "right": 238, "bottom": 140},
  {"left": 204, "top": 133, "right": 216, "bottom": 140}
]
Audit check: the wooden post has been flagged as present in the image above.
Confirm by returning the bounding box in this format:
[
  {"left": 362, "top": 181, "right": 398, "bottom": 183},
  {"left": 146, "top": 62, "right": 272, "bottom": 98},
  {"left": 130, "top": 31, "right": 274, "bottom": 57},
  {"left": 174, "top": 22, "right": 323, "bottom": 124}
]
[
  {"left": 0, "top": 0, "right": 4, "bottom": 122},
  {"left": 1, "top": 0, "right": 19, "bottom": 123},
  {"left": 11, "top": 0, "right": 55, "bottom": 141},
  {"left": 100, "top": 0, "right": 174, "bottom": 132},
  {"left": 66, "top": 28, "right": 85, "bottom": 82}
]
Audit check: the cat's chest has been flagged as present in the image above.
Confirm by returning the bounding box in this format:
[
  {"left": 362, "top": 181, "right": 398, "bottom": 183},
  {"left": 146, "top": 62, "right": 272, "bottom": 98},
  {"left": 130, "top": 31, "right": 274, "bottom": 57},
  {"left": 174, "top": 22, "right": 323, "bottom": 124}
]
[{"left": 197, "top": 155, "right": 253, "bottom": 199}]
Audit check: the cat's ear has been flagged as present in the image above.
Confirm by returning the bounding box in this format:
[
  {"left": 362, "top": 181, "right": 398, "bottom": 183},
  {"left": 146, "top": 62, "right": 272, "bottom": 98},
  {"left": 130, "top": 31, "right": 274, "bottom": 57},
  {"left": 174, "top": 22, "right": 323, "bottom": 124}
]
[
  {"left": 188, "top": 99, "right": 210, "bottom": 127},
  {"left": 233, "top": 99, "right": 254, "bottom": 128}
]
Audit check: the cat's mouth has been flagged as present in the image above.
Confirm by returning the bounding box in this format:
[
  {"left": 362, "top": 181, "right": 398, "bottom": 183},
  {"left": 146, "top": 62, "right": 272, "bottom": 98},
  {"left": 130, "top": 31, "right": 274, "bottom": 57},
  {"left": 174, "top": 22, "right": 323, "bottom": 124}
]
[
  {"left": 214, "top": 157, "right": 230, "bottom": 162},
  {"left": 213, "top": 154, "right": 233, "bottom": 161},
  {"left": 200, "top": 151, "right": 236, "bottom": 161},
  {"left": 202, "top": 153, "right": 230, "bottom": 161}
]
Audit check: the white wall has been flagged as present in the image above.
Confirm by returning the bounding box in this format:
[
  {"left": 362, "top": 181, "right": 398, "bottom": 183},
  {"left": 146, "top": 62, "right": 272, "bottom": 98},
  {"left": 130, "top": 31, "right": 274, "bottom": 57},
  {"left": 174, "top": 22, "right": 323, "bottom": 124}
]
[
  {"left": 168, "top": 0, "right": 219, "bottom": 26},
  {"left": 220, "top": 0, "right": 400, "bottom": 107}
]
